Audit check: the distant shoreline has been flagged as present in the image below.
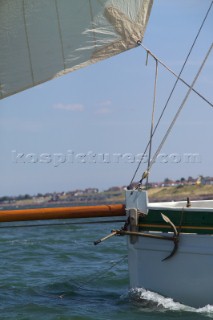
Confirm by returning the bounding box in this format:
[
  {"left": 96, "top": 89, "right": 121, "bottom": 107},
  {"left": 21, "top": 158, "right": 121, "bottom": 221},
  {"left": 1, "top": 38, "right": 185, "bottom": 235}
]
[
  {"left": 148, "top": 185, "right": 213, "bottom": 202},
  {"left": 1, "top": 185, "right": 213, "bottom": 210}
]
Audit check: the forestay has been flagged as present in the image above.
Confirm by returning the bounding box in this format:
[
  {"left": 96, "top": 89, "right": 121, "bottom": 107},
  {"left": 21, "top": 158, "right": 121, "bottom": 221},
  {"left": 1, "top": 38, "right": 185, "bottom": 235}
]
[{"left": 0, "top": 0, "right": 153, "bottom": 99}]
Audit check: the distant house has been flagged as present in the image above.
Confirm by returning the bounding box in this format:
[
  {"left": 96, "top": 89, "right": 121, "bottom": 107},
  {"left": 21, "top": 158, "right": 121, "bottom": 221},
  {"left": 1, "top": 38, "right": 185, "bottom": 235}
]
[
  {"left": 84, "top": 188, "right": 99, "bottom": 194},
  {"left": 107, "top": 186, "right": 122, "bottom": 192},
  {"left": 51, "top": 193, "right": 59, "bottom": 201},
  {"left": 161, "top": 179, "right": 175, "bottom": 187},
  {"left": 203, "top": 177, "right": 213, "bottom": 185},
  {"left": 74, "top": 191, "right": 83, "bottom": 196}
]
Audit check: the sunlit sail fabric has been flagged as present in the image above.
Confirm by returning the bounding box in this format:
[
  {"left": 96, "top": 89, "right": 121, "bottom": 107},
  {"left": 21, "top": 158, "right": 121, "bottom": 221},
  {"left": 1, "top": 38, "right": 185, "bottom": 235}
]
[{"left": 0, "top": 0, "right": 153, "bottom": 99}]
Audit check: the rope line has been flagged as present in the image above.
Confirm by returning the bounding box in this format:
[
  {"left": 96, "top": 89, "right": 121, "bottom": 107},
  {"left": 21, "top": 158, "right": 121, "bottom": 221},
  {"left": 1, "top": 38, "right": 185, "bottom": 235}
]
[
  {"left": 71, "top": 255, "right": 128, "bottom": 291},
  {"left": 146, "top": 58, "right": 158, "bottom": 188},
  {"left": 0, "top": 219, "right": 126, "bottom": 229},
  {"left": 147, "top": 43, "right": 212, "bottom": 174},
  {"left": 139, "top": 44, "right": 213, "bottom": 108},
  {"left": 129, "top": 1, "right": 213, "bottom": 186}
]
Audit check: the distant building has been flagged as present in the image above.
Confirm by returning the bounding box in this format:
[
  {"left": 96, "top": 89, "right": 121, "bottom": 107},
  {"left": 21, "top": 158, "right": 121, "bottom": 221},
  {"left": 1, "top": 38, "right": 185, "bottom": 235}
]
[
  {"left": 84, "top": 188, "right": 99, "bottom": 194},
  {"left": 202, "top": 177, "right": 213, "bottom": 185},
  {"left": 107, "top": 186, "right": 122, "bottom": 192},
  {"left": 51, "top": 193, "right": 59, "bottom": 201}
]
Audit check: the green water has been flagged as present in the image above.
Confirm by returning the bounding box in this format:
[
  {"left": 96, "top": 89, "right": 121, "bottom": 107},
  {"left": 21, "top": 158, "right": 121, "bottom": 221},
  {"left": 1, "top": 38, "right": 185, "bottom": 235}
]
[{"left": 0, "top": 218, "right": 212, "bottom": 320}]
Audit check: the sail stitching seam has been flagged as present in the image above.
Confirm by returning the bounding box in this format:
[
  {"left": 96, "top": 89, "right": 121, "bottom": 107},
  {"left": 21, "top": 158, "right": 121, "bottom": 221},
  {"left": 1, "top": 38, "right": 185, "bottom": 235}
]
[
  {"left": 22, "top": 0, "right": 35, "bottom": 85},
  {"left": 55, "top": 0, "right": 66, "bottom": 70}
]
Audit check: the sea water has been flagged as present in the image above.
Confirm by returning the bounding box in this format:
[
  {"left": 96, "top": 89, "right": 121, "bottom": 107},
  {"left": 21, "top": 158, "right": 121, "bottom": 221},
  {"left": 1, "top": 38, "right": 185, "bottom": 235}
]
[{"left": 0, "top": 218, "right": 212, "bottom": 320}]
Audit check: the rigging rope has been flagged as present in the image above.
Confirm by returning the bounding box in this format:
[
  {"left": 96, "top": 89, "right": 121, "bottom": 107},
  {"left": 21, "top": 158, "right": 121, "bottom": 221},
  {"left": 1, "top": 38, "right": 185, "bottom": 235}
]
[
  {"left": 0, "top": 219, "right": 126, "bottom": 229},
  {"left": 139, "top": 44, "right": 213, "bottom": 109},
  {"left": 129, "top": 1, "right": 213, "bottom": 186},
  {"left": 75, "top": 255, "right": 128, "bottom": 290},
  {"left": 146, "top": 58, "right": 158, "bottom": 188},
  {"left": 146, "top": 43, "right": 212, "bottom": 175}
]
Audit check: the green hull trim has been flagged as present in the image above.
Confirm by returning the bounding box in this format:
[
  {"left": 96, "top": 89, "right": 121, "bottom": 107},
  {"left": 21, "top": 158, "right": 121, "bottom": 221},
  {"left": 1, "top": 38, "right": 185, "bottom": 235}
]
[{"left": 139, "top": 208, "right": 213, "bottom": 234}]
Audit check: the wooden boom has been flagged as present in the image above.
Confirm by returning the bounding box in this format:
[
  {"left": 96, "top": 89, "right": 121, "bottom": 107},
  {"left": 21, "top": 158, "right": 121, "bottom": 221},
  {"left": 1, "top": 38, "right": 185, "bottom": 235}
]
[{"left": 0, "top": 204, "right": 126, "bottom": 223}]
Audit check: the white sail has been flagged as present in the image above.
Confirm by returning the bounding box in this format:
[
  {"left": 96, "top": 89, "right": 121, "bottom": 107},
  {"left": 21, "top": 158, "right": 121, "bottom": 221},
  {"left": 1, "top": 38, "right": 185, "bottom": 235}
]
[{"left": 0, "top": 0, "right": 153, "bottom": 99}]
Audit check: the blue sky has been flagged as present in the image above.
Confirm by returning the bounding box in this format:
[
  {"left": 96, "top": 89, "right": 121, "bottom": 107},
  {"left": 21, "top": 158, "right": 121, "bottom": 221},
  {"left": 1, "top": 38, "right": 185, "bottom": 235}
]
[{"left": 0, "top": 0, "right": 212, "bottom": 196}]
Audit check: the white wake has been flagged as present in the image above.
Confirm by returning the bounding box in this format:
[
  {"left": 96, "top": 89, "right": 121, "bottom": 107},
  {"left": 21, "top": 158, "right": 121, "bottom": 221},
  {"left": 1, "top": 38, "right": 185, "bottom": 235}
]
[{"left": 129, "top": 288, "right": 213, "bottom": 316}]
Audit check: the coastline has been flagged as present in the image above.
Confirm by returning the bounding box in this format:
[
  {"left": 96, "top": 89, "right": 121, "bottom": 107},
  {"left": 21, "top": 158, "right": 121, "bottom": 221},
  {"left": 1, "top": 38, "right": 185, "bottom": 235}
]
[{"left": 1, "top": 185, "right": 213, "bottom": 210}]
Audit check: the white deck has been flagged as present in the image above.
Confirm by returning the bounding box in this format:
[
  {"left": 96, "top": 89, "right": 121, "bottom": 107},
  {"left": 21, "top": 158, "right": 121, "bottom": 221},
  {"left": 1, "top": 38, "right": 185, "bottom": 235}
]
[{"left": 149, "top": 199, "right": 213, "bottom": 210}]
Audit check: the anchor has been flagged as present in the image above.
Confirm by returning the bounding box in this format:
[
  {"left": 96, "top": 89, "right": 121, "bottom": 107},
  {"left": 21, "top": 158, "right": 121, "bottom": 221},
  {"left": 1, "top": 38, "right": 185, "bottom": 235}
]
[
  {"left": 94, "top": 213, "right": 179, "bottom": 261},
  {"left": 161, "top": 213, "right": 179, "bottom": 261}
]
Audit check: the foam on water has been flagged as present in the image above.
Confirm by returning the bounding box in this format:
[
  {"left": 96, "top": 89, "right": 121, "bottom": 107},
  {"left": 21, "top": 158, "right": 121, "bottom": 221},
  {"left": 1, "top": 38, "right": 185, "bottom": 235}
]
[
  {"left": 129, "top": 288, "right": 213, "bottom": 317},
  {"left": 197, "top": 305, "right": 213, "bottom": 317}
]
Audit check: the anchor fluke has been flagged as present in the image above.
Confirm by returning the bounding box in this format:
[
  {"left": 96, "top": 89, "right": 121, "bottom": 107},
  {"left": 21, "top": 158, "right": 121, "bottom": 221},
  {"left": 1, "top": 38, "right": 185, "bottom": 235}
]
[{"left": 161, "top": 213, "right": 179, "bottom": 261}]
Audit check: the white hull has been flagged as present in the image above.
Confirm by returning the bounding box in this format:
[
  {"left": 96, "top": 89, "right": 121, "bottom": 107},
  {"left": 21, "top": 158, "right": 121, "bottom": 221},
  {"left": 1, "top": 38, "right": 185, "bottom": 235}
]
[{"left": 128, "top": 232, "right": 213, "bottom": 308}]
